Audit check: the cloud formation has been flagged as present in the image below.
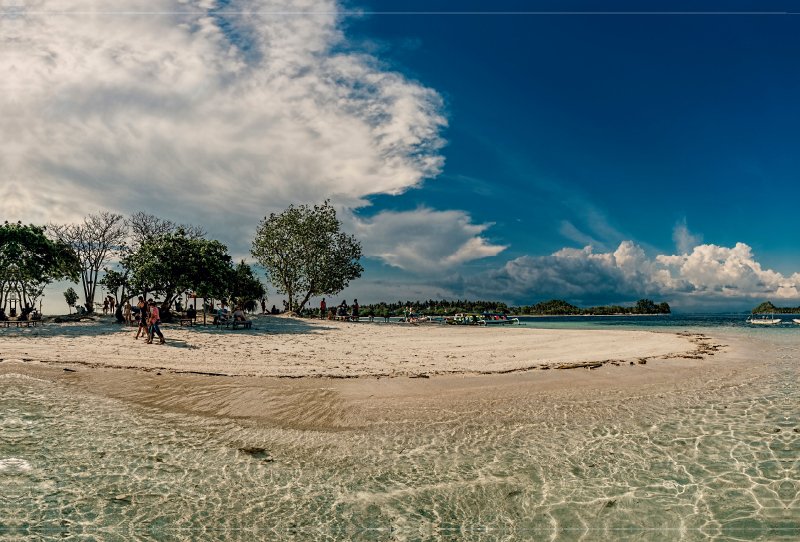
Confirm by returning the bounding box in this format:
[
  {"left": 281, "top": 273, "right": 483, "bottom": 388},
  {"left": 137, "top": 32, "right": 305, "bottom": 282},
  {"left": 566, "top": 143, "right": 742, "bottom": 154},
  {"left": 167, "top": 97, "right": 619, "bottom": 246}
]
[
  {"left": 1, "top": 0, "right": 514, "bottom": 265},
  {"left": 349, "top": 207, "right": 507, "bottom": 272},
  {"left": 443, "top": 241, "right": 800, "bottom": 308}
]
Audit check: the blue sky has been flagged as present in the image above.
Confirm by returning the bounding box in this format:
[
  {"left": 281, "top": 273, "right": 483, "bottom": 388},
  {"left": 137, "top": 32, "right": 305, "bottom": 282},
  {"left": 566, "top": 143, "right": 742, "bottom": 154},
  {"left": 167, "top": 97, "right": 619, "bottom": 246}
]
[
  {"left": 5, "top": 0, "right": 800, "bottom": 312},
  {"left": 349, "top": 0, "right": 800, "bottom": 268}
]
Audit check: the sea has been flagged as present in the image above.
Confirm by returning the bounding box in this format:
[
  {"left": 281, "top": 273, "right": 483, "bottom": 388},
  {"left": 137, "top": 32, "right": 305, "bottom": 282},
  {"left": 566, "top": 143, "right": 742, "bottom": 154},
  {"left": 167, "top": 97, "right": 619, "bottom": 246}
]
[{"left": 1, "top": 314, "right": 798, "bottom": 540}]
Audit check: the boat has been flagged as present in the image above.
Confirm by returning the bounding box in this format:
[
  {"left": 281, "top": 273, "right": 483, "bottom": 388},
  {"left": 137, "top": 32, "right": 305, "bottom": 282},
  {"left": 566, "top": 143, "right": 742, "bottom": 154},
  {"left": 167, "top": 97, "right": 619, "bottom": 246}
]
[
  {"left": 747, "top": 313, "right": 782, "bottom": 325},
  {"left": 793, "top": 319, "right": 800, "bottom": 325},
  {"left": 445, "top": 313, "right": 519, "bottom": 326}
]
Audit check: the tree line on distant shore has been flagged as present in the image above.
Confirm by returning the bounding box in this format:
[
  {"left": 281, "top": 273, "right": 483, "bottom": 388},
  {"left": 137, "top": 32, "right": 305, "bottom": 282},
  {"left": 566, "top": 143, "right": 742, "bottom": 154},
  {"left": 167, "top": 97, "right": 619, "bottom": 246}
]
[
  {"left": 352, "top": 298, "right": 670, "bottom": 318},
  {"left": 1, "top": 201, "right": 363, "bottom": 320},
  {"left": 751, "top": 301, "right": 800, "bottom": 314}
]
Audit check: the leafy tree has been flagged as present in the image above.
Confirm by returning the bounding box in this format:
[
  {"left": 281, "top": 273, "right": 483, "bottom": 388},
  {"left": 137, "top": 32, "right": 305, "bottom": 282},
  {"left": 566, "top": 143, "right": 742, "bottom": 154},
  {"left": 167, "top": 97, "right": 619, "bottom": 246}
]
[
  {"left": 634, "top": 299, "right": 657, "bottom": 314},
  {"left": 125, "top": 229, "right": 232, "bottom": 318},
  {"left": 251, "top": 201, "right": 363, "bottom": 312},
  {"left": 226, "top": 260, "right": 267, "bottom": 312},
  {"left": 99, "top": 269, "right": 131, "bottom": 321},
  {"left": 48, "top": 212, "right": 128, "bottom": 313},
  {"left": 64, "top": 287, "right": 79, "bottom": 313},
  {"left": 0, "top": 221, "right": 80, "bottom": 312}
]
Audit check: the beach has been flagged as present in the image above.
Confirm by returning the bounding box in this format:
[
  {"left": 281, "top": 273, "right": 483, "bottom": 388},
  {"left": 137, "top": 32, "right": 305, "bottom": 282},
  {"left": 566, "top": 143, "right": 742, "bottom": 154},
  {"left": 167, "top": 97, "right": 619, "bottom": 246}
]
[
  {"left": 1, "top": 314, "right": 703, "bottom": 377},
  {"left": 0, "top": 315, "right": 761, "bottom": 430}
]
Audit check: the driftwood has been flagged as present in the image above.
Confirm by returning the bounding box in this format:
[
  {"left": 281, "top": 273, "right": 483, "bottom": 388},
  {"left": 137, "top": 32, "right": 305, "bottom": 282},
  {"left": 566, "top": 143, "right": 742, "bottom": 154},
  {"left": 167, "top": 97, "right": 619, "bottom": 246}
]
[{"left": 558, "top": 362, "right": 603, "bottom": 370}]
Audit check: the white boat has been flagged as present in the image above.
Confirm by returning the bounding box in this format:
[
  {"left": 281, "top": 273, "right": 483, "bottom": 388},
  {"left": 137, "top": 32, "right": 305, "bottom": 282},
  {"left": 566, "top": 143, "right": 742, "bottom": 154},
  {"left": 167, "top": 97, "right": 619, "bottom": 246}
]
[
  {"left": 793, "top": 319, "right": 800, "bottom": 325},
  {"left": 748, "top": 313, "right": 781, "bottom": 325}
]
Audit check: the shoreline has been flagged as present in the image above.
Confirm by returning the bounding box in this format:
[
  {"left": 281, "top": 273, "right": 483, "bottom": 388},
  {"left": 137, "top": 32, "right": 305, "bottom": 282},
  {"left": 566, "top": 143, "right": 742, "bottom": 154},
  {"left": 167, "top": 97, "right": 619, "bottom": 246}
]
[{"left": 0, "top": 318, "right": 769, "bottom": 431}]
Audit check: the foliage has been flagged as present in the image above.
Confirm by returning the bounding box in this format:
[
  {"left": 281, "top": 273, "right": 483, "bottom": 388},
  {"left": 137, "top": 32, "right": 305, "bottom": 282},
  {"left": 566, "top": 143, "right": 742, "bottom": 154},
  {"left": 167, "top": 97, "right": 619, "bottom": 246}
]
[
  {"left": 225, "top": 260, "right": 267, "bottom": 311},
  {"left": 64, "top": 287, "right": 79, "bottom": 313},
  {"left": 0, "top": 221, "right": 80, "bottom": 311},
  {"left": 251, "top": 201, "right": 363, "bottom": 312},
  {"left": 124, "top": 229, "right": 233, "bottom": 316},
  {"left": 751, "top": 301, "right": 799, "bottom": 314},
  {"left": 126, "top": 212, "right": 206, "bottom": 250},
  {"left": 48, "top": 212, "right": 128, "bottom": 313}
]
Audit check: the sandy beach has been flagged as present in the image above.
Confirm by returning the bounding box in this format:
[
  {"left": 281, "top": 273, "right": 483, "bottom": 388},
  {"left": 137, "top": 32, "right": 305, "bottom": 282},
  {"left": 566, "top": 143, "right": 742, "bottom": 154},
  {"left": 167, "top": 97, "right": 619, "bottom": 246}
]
[
  {"left": 2, "top": 314, "right": 768, "bottom": 431},
  {"left": 0, "top": 314, "right": 702, "bottom": 377}
]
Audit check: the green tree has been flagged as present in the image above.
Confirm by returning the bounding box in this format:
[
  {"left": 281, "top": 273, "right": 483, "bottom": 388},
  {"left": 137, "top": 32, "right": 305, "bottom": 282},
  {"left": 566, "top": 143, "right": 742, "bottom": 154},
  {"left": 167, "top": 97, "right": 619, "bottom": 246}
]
[
  {"left": 124, "top": 229, "right": 233, "bottom": 318},
  {"left": 64, "top": 287, "right": 79, "bottom": 313},
  {"left": 634, "top": 299, "right": 657, "bottom": 314},
  {"left": 99, "top": 269, "right": 131, "bottom": 321},
  {"left": 251, "top": 201, "right": 363, "bottom": 312},
  {"left": 0, "top": 221, "right": 81, "bottom": 312},
  {"left": 226, "top": 260, "right": 267, "bottom": 312}
]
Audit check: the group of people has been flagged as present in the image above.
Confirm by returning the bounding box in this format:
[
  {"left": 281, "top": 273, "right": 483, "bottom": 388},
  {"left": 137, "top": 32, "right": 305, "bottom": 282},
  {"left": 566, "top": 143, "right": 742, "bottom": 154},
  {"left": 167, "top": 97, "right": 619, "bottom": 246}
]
[
  {"left": 319, "top": 298, "right": 359, "bottom": 319},
  {"left": 102, "top": 296, "right": 116, "bottom": 315},
  {"left": 217, "top": 305, "right": 252, "bottom": 325},
  {"left": 127, "top": 297, "right": 165, "bottom": 344}
]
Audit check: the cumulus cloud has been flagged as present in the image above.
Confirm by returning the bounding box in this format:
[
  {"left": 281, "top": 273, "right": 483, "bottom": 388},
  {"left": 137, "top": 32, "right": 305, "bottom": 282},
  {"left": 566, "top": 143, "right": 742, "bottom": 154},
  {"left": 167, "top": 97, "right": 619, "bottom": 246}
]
[
  {"left": 348, "top": 207, "right": 507, "bottom": 272},
  {"left": 1, "top": 0, "right": 449, "bottom": 248},
  {"left": 444, "top": 241, "right": 800, "bottom": 307},
  {"left": 672, "top": 219, "right": 703, "bottom": 254}
]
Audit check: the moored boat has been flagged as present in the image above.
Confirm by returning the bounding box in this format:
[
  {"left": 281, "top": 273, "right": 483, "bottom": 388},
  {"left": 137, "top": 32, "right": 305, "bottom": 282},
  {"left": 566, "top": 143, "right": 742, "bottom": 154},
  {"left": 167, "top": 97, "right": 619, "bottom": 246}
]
[{"left": 748, "top": 313, "right": 782, "bottom": 325}]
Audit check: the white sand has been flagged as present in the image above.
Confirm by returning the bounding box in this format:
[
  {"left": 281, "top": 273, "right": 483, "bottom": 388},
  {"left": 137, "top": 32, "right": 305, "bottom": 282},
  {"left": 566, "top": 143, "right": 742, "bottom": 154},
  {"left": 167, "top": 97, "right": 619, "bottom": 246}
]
[{"left": 0, "top": 315, "right": 699, "bottom": 377}]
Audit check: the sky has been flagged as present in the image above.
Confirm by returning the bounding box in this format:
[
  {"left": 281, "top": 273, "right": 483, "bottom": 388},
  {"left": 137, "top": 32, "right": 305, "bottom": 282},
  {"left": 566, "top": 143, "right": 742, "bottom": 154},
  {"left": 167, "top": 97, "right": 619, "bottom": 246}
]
[{"left": 3, "top": 0, "right": 800, "bottom": 313}]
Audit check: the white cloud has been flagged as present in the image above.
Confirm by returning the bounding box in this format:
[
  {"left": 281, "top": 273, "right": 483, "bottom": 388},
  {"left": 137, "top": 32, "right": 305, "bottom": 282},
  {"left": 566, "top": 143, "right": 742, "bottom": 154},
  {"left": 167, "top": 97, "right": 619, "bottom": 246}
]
[
  {"left": 348, "top": 207, "right": 507, "bottom": 273},
  {"left": 1, "top": 0, "right": 447, "bottom": 247},
  {"left": 446, "top": 241, "right": 800, "bottom": 308},
  {"left": 672, "top": 218, "right": 703, "bottom": 254}
]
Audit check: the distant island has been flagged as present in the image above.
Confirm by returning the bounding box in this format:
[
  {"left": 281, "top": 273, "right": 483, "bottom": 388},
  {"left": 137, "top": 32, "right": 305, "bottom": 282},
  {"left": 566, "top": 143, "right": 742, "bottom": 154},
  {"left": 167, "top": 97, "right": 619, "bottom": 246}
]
[
  {"left": 751, "top": 301, "right": 800, "bottom": 314},
  {"left": 357, "top": 298, "right": 670, "bottom": 317}
]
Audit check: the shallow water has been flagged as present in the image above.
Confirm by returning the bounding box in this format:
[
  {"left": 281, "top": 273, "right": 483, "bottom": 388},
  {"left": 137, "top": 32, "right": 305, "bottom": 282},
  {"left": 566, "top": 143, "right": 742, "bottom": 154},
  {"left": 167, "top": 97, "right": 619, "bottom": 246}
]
[{"left": 2, "top": 317, "right": 799, "bottom": 540}]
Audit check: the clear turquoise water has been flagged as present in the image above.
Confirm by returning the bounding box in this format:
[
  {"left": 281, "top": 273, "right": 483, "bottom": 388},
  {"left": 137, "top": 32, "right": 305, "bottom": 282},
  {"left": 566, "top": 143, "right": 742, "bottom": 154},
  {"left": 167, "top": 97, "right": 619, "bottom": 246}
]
[{"left": 2, "top": 316, "right": 798, "bottom": 540}]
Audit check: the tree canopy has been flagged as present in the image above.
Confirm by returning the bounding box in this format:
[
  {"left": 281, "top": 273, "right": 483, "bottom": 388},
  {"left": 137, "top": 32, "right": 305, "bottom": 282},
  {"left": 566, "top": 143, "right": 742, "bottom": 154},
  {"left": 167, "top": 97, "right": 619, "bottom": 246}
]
[
  {"left": 124, "top": 229, "right": 234, "bottom": 315},
  {"left": 251, "top": 201, "right": 363, "bottom": 312},
  {"left": 0, "top": 222, "right": 80, "bottom": 311}
]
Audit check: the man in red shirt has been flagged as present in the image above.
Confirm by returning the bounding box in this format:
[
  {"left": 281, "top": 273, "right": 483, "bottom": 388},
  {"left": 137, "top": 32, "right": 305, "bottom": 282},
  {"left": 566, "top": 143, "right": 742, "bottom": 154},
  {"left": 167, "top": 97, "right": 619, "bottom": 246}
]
[{"left": 320, "top": 298, "right": 326, "bottom": 316}]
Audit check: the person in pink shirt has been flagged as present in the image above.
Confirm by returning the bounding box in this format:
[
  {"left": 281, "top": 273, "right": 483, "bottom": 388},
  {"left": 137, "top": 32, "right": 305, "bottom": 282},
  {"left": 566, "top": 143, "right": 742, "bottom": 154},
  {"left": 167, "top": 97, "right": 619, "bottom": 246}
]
[{"left": 146, "top": 299, "right": 165, "bottom": 344}]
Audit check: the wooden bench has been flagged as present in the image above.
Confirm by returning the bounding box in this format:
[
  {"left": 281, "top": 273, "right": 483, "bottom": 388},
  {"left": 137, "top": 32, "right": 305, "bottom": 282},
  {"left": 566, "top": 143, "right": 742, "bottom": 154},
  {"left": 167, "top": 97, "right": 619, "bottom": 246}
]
[
  {"left": 215, "top": 318, "right": 252, "bottom": 330},
  {"left": 1, "top": 319, "right": 44, "bottom": 328},
  {"left": 179, "top": 317, "right": 196, "bottom": 327}
]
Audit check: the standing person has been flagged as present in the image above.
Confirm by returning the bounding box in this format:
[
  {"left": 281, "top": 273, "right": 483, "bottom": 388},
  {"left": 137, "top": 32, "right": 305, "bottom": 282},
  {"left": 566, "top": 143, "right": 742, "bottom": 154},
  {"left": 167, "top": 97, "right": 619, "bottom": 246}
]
[
  {"left": 103, "top": 298, "right": 109, "bottom": 315},
  {"left": 282, "top": 300, "right": 287, "bottom": 313},
  {"left": 135, "top": 297, "right": 150, "bottom": 341},
  {"left": 261, "top": 299, "right": 266, "bottom": 315},
  {"left": 146, "top": 299, "right": 165, "bottom": 344},
  {"left": 123, "top": 300, "right": 132, "bottom": 326},
  {"left": 352, "top": 299, "right": 359, "bottom": 319},
  {"left": 320, "top": 298, "right": 326, "bottom": 316},
  {"left": 109, "top": 296, "right": 116, "bottom": 315}
]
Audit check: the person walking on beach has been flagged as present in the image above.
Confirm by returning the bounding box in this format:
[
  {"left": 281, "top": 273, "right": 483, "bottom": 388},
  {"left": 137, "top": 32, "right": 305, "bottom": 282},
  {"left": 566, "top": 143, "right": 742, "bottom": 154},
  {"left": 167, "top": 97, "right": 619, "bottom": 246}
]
[
  {"left": 146, "top": 300, "right": 165, "bottom": 344},
  {"left": 135, "top": 296, "right": 150, "bottom": 341},
  {"left": 109, "top": 296, "right": 116, "bottom": 315}
]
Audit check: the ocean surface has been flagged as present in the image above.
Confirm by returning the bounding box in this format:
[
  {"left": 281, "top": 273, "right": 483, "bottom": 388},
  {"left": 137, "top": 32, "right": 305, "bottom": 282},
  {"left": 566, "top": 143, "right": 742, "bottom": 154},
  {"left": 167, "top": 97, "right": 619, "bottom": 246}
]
[{"left": 2, "top": 315, "right": 798, "bottom": 540}]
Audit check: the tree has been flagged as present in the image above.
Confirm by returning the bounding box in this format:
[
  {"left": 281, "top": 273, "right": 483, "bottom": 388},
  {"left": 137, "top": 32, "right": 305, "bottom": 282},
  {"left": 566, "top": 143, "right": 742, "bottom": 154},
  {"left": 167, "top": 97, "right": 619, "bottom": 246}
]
[
  {"left": 226, "top": 260, "right": 266, "bottom": 312},
  {"left": 125, "top": 229, "right": 232, "bottom": 318},
  {"left": 251, "top": 201, "right": 363, "bottom": 312},
  {"left": 64, "top": 287, "right": 79, "bottom": 313},
  {"left": 99, "top": 268, "right": 131, "bottom": 321},
  {"left": 126, "top": 212, "right": 206, "bottom": 250},
  {"left": 0, "top": 221, "right": 81, "bottom": 312},
  {"left": 635, "top": 299, "right": 657, "bottom": 314},
  {"left": 48, "top": 213, "right": 128, "bottom": 313}
]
